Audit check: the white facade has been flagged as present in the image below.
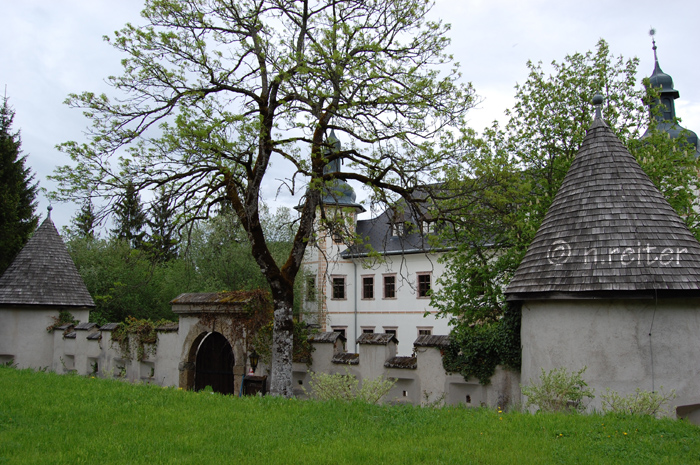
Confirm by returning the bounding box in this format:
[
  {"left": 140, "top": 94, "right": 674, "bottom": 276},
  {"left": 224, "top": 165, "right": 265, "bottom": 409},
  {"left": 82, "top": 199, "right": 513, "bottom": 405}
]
[
  {"left": 302, "top": 208, "right": 450, "bottom": 355},
  {"left": 521, "top": 299, "right": 700, "bottom": 418}
]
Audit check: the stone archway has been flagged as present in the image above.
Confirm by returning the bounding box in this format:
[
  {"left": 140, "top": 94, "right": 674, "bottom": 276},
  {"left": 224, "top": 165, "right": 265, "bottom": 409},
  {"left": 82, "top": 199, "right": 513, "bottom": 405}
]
[{"left": 194, "top": 332, "right": 235, "bottom": 394}]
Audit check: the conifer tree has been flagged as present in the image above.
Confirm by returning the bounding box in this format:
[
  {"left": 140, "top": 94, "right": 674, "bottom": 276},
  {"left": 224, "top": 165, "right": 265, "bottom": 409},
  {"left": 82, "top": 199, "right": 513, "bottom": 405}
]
[
  {"left": 111, "top": 180, "right": 146, "bottom": 249},
  {"left": 146, "top": 186, "right": 178, "bottom": 262},
  {"left": 0, "top": 95, "right": 38, "bottom": 274},
  {"left": 68, "top": 199, "right": 97, "bottom": 239}
]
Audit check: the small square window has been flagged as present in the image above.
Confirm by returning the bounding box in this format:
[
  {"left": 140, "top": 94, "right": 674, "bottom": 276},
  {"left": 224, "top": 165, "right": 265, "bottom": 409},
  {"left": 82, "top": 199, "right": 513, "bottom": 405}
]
[
  {"left": 418, "top": 327, "right": 433, "bottom": 336},
  {"left": 362, "top": 327, "right": 375, "bottom": 334},
  {"left": 417, "top": 273, "right": 431, "bottom": 298},
  {"left": 332, "top": 276, "right": 346, "bottom": 300},
  {"left": 383, "top": 327, "right": 397, "bottom": 338},
  {"left": 392, "top": 222, "right": 404, "bottom": 236},
  {"left": 362, "top": 276, "right": 374, "bottom": 299},
  {"left": 384, "top": 275, "right": 396, "bottom": 299}
]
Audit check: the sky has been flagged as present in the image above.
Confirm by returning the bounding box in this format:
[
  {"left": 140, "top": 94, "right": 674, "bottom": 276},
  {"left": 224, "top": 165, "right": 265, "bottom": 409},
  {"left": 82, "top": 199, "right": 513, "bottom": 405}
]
[{"left": 2, "top": 0, "right": 699, "bottom": 232}]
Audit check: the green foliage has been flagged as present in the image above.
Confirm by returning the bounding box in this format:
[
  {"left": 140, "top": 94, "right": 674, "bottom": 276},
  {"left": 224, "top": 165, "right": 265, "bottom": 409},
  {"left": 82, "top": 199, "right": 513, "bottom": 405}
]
[
  {"left": 48, "top": 0, "right": 476, "bottom": 395},
  {"left": 433, "top": 39, "right": 700, "bottom": 384},
  {"left": 0, "top": 95, "right": 38, "bottom": 274},
  {"left": 66, "top": 199, "right": 97, "bottom": 240},
  {"left": 111, "top": 316, "right": 172, "bottom": 361},
  {"left": 45, "top": 310, "right": 78, "bottom": 333},
  {"left": 601, "top": 387, "right": 676, "bottom": 418},
  {"left": 111, "top": 180, "right": 147, "bottom": 249},
  {"left": 442, "top": 305, "right": 521, "bottom": 385},
  {"left": 3, "top": 366, "right": 700, "bottom": 464},
  {"left": 67, "top": 236, "right": 183, "bottom": 324},
  {"left": 521, "top": 367, "right": 595, "bottom": 413},
  {"left": 305, "top": 369, "right": 396, "bottom": 404},
  {"left": 145, "top": 186, "right": 179, "bottom": 262}
]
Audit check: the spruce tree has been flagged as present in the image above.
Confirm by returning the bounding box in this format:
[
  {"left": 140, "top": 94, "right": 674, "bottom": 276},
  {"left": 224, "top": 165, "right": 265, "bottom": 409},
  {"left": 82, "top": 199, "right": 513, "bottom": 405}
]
[
  {"left": 111, "top": 180, "right": 146, "bottom": 249},
  {"left": 69, "top": 199, "right": 97, "bottom": 239},
  {"left": 146, "top": 186, "right": 178, "bottom": 262},
  {"left": 0, "top": 95, "right": 38, "bottom": 274}
]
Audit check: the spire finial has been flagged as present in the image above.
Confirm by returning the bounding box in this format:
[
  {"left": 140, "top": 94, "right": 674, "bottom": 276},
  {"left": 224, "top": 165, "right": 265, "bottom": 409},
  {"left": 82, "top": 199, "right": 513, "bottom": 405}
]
[
  {"left": 47, "top": 205, "right": 53, "bottom": 219},
  {"left": 592, "top": 93, "right": 604, "bottom": 120},
  {"left": 649, "top": 27, "right": 658, "bottom": 64}
]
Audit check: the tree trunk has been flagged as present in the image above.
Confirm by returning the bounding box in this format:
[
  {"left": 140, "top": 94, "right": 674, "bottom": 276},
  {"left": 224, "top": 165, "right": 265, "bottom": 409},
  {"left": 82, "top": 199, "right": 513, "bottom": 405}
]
[{"left": 269, "top": 297, "right": 294, "bottom": 397}]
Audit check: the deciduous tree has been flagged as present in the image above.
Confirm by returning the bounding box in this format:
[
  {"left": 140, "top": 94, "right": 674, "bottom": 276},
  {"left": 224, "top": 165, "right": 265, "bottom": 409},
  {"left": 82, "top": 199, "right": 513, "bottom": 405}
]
[
  {"left": 49, "top": 0, "right": 475, "bottom": 396},
  {"left": 432, "top": 40, "right": 700, "bottom": 382}
]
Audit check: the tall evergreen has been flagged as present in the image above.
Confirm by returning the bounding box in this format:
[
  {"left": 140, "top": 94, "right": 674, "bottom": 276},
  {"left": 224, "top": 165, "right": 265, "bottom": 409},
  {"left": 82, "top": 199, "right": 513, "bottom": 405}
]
[
  {"left": 146, "top": 186, "right": 179, "bottom": 262},
  {"left": 69, "top": 199, "right": 97, "bottom": 239},
  {"left": 111, "top": 180, "right": 146, "bottom": 249},
  {"left": 0, "top": 95, "right": 38, "bottom": 274}
]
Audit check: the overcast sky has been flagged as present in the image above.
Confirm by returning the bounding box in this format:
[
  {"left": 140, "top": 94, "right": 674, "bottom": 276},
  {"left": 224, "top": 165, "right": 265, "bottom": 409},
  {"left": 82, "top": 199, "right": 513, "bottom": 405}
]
[{"left": 2, "top": 0, "right": 699, "bottom": 232}]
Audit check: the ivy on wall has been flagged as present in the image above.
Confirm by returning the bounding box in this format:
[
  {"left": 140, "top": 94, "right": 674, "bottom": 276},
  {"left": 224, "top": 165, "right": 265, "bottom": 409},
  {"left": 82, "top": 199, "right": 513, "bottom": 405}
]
[{"left": 442, "top": 305, "right": 521, "bottom": 385}]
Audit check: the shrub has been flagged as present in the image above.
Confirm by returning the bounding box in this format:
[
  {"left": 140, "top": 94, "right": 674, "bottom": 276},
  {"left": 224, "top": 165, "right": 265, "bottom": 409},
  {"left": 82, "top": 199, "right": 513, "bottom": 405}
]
[
  {"left": 521, "top": 366, "right": 594, "bottom": 413},
  {"left": 600, "top": 387, "right": 676, "bottom": 417},
  {"left": 305, "top": 369, "right": 395, "bottom": 404}
]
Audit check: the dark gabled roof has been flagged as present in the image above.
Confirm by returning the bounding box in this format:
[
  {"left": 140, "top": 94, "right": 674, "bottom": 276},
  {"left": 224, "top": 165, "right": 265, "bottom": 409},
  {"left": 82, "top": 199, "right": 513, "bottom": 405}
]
[
  {"left": 0, "top": 216, "right": 95, "bottom": 308},
  {"left": 506, "top": 116, "right": 700, "bottom": 301},
  {"left": 384, "top": 356, "right": 417, "bottom": 369},
  {"left": 341, "top": 206, "right": 436, "bottom": 258},
  {"left": 356, "top": 332, "right": 399, "bottom": 345},
  {"left": 308, "top": 331, "right": 346, "bottom": 344},
  {"left": 413, "top": 334, "right": 450, "bottom": 348},
  {"left": 332, "top": 352, "right": 359, "bottom": 365}
]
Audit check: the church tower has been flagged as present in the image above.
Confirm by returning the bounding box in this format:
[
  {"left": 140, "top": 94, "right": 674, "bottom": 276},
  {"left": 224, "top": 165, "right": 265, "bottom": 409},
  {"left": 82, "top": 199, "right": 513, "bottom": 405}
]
[{"left": 642, "top": 33, "right": 700, "bottom": 156}]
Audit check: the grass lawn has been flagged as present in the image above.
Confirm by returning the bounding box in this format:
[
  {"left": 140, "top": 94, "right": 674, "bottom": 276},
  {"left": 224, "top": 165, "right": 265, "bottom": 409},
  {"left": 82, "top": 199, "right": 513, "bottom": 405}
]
[{"left": 1, "top": 365, "right": 699, "bottom": 464}]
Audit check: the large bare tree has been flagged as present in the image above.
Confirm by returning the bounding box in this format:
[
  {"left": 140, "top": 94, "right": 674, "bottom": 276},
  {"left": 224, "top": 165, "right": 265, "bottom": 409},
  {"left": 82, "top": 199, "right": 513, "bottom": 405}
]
[{"left": 50, "top": 0, "right": 475, "bottom": 396}]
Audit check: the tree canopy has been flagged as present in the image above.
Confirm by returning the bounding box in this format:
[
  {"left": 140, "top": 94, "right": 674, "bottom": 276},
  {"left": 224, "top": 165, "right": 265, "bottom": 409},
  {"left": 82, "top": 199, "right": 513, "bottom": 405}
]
[
  {"left": 49, "top": 0, "right": 475, "bottom": 396},
  {"left": 431, "top": 39, "right": 700, "bottom": 383},
  {"left": 0, "top": 95, "right": 38, "bottom": 274}
]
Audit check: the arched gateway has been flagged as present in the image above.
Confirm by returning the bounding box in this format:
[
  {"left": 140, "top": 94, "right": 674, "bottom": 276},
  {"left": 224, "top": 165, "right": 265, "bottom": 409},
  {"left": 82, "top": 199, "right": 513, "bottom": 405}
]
[
  {"left": 195, "top": 332, "right": 235, "bottom": 394},
  {"left": 172, "top": 292, "right": 259, "bottom": 394}
]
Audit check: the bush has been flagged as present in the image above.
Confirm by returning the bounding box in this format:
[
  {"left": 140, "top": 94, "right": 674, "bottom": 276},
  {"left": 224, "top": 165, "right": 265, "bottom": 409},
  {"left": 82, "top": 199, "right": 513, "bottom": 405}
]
[
  {"left": 521, "top": 366, "right": 594, "bottom": 413},
  {"left": 600, "top": 387, "right": 676, "bottom": 417},
  {"left": 305, "top": 370, "right": 395, "bottom": 404}
]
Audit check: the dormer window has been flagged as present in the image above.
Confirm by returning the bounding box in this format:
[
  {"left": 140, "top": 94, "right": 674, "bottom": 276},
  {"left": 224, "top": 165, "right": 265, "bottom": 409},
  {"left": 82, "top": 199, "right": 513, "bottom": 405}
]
[{"left": 392, "top": 222, "right": 404, "bottom": 236}]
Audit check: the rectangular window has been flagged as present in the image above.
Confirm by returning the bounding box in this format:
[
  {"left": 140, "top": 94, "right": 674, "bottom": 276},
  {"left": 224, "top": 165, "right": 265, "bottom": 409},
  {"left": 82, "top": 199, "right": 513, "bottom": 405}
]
[
  {"left": 362, "top": 327, "right": 375, "bottom": 334},
  {"left": 332, "top": 326, "right": 347, "bottom": 339},
  {"left": 392, "top": 222, "right": 404, "bottom": 236},
  {"left": 383, "top": 327, "right": 397, "bottom": 338},
  {"left": 332, "top": 276, "right": 346, "bottom": 300},
  {"left": 418, "top": 327, "right": 433, "bottom": 336},
  {"left": 383, "top": 275, "right": 396, "bottom": 299},
  {"left": 417, "top": 273, "right": 431, "bottom": 298},
  {"left": 362, "top": 276, "right": 374, "bottom": 299},
  {"left": 306, "top": 276, "right": 316, "bottom": 302}
]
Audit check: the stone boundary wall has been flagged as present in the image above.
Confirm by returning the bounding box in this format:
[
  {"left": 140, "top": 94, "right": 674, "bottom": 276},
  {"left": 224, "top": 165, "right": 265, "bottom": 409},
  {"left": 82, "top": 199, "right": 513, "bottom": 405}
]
[{"left": 49, "top": 325, "right": 519, "bottom": 408}]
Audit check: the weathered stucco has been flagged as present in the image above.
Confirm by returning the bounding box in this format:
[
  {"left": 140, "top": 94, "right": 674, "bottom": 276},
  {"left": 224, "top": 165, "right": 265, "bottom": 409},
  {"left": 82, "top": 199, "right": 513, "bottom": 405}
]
[{"left": 521, "top": 299, "right": 700, "bottom": 416}]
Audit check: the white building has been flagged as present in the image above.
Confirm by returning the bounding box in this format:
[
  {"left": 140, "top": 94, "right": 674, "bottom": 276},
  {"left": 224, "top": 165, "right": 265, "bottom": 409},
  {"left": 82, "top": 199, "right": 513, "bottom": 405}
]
[{"left": 301, "top": 132, "right": 450, "bottom": 355}]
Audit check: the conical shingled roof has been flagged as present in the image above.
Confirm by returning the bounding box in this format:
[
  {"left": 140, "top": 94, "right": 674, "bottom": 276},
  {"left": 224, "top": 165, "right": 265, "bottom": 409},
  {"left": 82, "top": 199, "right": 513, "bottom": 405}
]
[
  {"left": 0, "top": 215, "right": 95, "bottom": 307},
  {"left": 506, "top": 116, "right": 700, "bottom": 301}
]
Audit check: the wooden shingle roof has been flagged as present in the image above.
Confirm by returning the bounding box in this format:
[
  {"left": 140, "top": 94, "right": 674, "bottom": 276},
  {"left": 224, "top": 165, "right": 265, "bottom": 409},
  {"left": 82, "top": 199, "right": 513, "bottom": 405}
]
[
  {"left": 0, "top": 216, "right": 95, "bottom": 307},
  {"left": 506, "top": 116, "right": 700, "bottom": 300}
]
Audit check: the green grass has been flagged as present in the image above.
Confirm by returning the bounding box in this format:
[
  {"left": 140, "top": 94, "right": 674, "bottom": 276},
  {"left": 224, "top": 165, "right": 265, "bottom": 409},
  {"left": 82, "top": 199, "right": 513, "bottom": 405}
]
[{"left": 1, "top": 366, "right": 699, "bottom": 464}]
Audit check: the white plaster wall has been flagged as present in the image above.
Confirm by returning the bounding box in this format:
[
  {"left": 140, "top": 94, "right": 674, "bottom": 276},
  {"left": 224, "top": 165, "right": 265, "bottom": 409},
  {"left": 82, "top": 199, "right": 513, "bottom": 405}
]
[
  {"left": 0, "top": 308, "right": 57, "bottom": 369},
  {"left": 521, "top": 299, "right": 700, "bottom": 415},
  {"left": 318, "top": 251, "right": 450, "bottom": 355}
]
